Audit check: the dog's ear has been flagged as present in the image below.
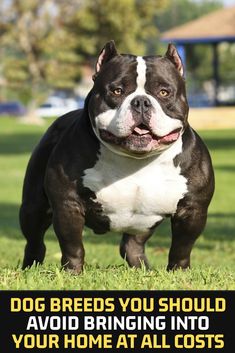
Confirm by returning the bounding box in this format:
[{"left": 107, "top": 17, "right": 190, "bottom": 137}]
[
  {"left": 165, "top": 43, "right": 184, "bottom": 77},
  {"left": 93, "top": 40, "right": 118, "bottom": 81}
]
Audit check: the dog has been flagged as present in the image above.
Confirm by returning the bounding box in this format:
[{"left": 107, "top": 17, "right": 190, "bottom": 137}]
[{"left": 20, "top": 41, "right": 214, "bottom": 273}]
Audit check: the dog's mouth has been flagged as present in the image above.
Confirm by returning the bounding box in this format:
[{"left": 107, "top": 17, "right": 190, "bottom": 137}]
[{"left": 99, "top": 124, "right": 182, "bottom": 154}]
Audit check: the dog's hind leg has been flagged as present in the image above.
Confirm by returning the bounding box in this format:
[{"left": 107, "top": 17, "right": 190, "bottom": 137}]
[
  {"left": 120, "top": 232, "right": 153, "bottom": 269},
  {"left": 19, "top": 111, "right": 80, "bottom": 269},
  {"left": 20, "top": 193, "right": 52, "bottom": 269},
  {"left": 19, "top": 143, "right": 53, "bottom": 269}
]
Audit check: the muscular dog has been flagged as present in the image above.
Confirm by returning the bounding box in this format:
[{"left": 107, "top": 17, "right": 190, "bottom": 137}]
[{"left": 20, "top": 41, "right": 214, "bottom": 273}]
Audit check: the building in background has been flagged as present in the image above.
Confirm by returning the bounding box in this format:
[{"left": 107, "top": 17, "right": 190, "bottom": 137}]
[{"left": 161, "top": 5, "right": 235, "bottom": 107}]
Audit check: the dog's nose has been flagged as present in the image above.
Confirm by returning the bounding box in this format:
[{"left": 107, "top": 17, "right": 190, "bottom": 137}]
[{"left": 131, "top": 95, "right": 151, "bottom": 114}]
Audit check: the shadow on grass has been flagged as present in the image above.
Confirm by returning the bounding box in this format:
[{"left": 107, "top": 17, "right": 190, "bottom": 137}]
[
  {"left": 200, "top": 130, "right": 235, "bottom": 151},
  {"left": 214, "top": 165, "right": 235, "bottom": 172},
  {"left": 84, "top": 212, "right": 235, "bottom": 251},
  {"left": 0, "top": 202, "right": 234, "bottom": 249},
  {"left": 0, "top": 203, "right": 21, "bottom": 239},
  {"left": 204, "top": 138, "right": 235, "bottom": 151},
  {"left": 0, "top": 133, "right": 42, "bottom": 155}
]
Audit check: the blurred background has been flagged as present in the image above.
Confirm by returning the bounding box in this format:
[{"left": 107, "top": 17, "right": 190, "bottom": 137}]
[
  {"left": 0, "top": 0, "right": 235, "bottom": 289},
  {"left": 0, "top": 0, "right": 235, "bottom": 121}
]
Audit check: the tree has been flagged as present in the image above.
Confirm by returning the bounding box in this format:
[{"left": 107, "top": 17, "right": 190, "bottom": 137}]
[
  {"left": 0, "top": 0, "right": 81, "bottom": 120},
  {"left": 67, "top": 0, "right": 168, "bottom": 61},
  {"left": 0, "top": 0, "right": 169, "bottom": 120}
]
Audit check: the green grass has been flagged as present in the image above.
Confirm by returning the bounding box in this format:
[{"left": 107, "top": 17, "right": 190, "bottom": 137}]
[{"left": 0, "top": 117, "right": 234, "bottom": 290}]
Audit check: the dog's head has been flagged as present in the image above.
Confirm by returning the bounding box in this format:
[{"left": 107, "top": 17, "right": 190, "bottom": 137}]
[{"left": 88, "top": 41, "right": 189, "bottom": 158}]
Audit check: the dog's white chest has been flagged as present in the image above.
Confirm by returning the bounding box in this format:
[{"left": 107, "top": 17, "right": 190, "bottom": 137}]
[{"left": 83, "top": 139, "right": 188, "bottom": 234}]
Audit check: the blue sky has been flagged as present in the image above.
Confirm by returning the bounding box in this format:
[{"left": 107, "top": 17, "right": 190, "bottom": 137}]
[
  {"left": 222, "top": 0, "right": 235, "bottom": 5},
  {"left": 195, "top": 0, "right": 235, "bottom": 5}
]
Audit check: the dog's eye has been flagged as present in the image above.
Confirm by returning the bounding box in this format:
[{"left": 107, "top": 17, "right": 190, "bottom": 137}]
[
  {"left": 159, "top": 89, "right": 169, "bottom": 97},
  {"left": 112, "top": 88, "right": 123, "bottom": 96}
]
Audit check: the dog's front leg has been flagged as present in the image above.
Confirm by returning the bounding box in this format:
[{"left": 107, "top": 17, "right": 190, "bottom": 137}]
[
  {"left": 52, "top": 199, "right": 85, "bottom": 274},
  {"left": 168, "top": 206, "right": 208, "bottom": 271},
  {"left": 45, "top": 165, "right": 86, "bottom": 274}
]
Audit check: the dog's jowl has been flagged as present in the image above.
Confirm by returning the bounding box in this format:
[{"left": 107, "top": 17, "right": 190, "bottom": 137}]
[{"left": 20, "top": 41, "right": 214, "bottom": 273}]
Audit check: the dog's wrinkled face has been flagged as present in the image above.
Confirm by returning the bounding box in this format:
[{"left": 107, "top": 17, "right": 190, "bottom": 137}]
[{"left": 88, "top": 41, "right": 189, "bottom": 158}]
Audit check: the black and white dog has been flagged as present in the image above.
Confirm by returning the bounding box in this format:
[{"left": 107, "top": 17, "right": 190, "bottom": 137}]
[{"left": 20, "top": 41, "right": 214, "bottom": 273}]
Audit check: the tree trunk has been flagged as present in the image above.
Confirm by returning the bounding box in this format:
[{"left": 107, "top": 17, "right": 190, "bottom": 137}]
[{"left": 19, "top": 99, "right": 44, "bottom": 125}]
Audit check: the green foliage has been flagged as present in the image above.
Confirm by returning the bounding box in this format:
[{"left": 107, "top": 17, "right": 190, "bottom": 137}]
[
  {"left": 155, "top": 0, "right": 222, "bottom": 32},
  {"left": 0, "top": 0, "right": 168, "bottom": 103},
  {"left": 67, "top": 0, "right": 168, "bottom": 57},
  {"left": 219, "top": 43, "right": 235, "bottom": 83},
  {"left": 0, "top": 0, "right": 81, "bottom": 104},
  {"left": 1, "top": 0, "right": 232, "bottom": 105},
  {"left": 185, "top": 43, "right": 235, "bottom": 87},
  {"left": 0, "top": 117, "right": 234, "bottom": 290}
]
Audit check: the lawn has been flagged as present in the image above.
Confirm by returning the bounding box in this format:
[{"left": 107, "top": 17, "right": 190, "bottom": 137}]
[{"left": 0, "top": 117, "right": 234, "bottom": 290}]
